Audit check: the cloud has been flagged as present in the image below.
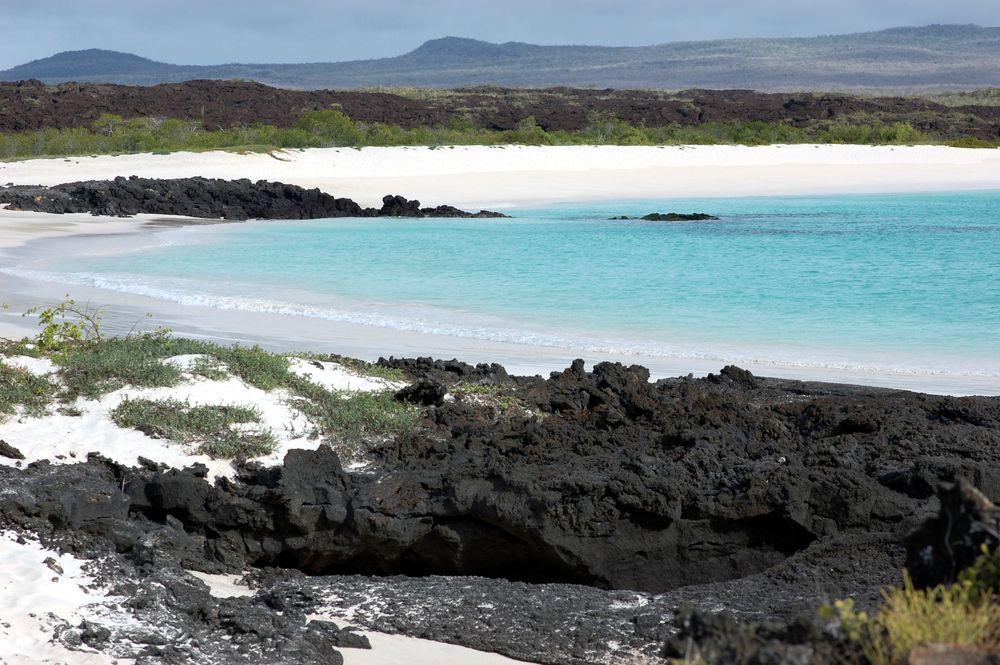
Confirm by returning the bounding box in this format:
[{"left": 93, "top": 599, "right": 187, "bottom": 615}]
[{"left": 0, "top": 0, "right": 996, "bottom": 69}]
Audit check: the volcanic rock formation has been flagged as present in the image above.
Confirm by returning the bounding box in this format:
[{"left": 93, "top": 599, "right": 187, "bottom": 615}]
[
  {"left": 2, "top": 361, "right": 997, "bottom": 595},
  {"left": 0, "top": 177, "right": 508, "bottom": 221}
]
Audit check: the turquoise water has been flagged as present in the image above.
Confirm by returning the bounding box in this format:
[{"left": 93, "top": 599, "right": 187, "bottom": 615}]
[{"left": 15, "top": 191, "right": 1000, "bottom": 377}]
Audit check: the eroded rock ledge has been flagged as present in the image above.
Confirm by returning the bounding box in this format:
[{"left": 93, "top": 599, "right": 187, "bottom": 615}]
[
  {"left": 0, "top": 176, "right": 508, "bottom": 220},
  {"left": 2, "top": 361, "right": 997, "bottom": 598},
  {"left": 0, "top": 359, "right": 998, "bottom": 662}
]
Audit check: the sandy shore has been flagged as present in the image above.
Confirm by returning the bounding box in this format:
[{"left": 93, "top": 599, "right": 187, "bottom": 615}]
[
  {"left": 1, "top": 144, "right": 999, "bottom": 208},
  {"left": 1, "top": 145, "right": 998, "bottom": 395}
]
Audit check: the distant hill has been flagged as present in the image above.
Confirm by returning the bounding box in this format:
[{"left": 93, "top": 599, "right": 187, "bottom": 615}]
[
  {"left": 2, "top": 49, "right": 186, "bottom": 81},
  {"left": 3, "top": 25, "right": 1000, "bottom": 91}
]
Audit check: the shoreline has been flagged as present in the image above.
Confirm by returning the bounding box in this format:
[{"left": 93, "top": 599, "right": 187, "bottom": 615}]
[
  {"left": 1, "top": 144, "right": 999, "bottom": 209},
  {"left": 0, "top": 208, "right": 997, "bottom": 396},
  {"left": 1, "top": 145, "right": 998, "bottom": 396}
]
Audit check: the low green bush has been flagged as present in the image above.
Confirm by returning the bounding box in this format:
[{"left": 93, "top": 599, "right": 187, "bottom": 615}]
[
  {"left": 111, "top": 397, "right": 276, "bottom": 459},
  {"left": 0, "top": 363, "right": 57, "bottom": 419},
  {"left": 3, "top": 109, "right": 992, "bottom": 161},
  {"left": 949, "top": 136, "right": 1000, "bottom": 149},
  {"left": 55, "top": 336, "right": 197, "bottom": 399},
  {"left": 288, "top": 376, "right": 419, "bottom": 442}
]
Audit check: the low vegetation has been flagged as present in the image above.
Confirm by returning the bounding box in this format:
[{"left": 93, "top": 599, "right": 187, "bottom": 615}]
[
  {"left": 287, "top": 376, "right": 419, "bottom": 443},
  {"left": 0, "top": 298, "right": 421, "bottom": 458},
  {"left": 822, "top": 547, "right": 1000, "bottom": 664},
  {"left": 317, "top": 354, "right": 407, "bottom": 383},
  {"left": 111, "top": 397, "right": 276, "bottom": 459},
  {"left": 869, "top": 576, "right": 1000, "bottom": 664},
  {"left": 56, "top": 336, "right": 191, "bottom": 399},
  {"left": 1, "top": 109, "right": 996, "bottom": 161},
  {"left": 931, "top": 88, "right": 1000, "bottom": 107},
  {"left": 0, "top": 363, "right": 57, "bottom": 419},
  {"left": 452, "top": 381, "right": 521, "bottom": 411}
]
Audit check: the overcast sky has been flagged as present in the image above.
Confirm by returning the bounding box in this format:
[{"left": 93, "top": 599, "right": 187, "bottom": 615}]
[{"left": 0, "top": 0, "right": 997, "bottom": 69}]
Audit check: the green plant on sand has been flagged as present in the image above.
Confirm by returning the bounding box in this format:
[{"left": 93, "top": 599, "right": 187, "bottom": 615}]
[
  {"left": 110, "top": 397, "right": 277, "bottom": 459},
  {"left": 0, "top": 363, "right": 57, "bottom": 419}
]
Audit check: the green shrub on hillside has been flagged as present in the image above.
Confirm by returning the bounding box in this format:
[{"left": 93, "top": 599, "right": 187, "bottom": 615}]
[
  {"left": 0, "top": 110, "right": 992, "bottom": 161},
  {"left": 819, "top": 121, "right": 929, "bottom": 145}
]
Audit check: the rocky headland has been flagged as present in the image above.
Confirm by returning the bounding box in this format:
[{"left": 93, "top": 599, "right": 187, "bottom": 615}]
[{"left": 0, "top": 176, "right": 508, "bottom": 221}]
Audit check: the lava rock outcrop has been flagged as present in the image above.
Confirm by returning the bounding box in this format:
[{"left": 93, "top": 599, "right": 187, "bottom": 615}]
[
  {"left": 906, "top": 479, "right": 999, "bottom": 587},
  {"left": 4, "top": 81, "right": 1000, "bottom": 141},
  {"left": 0, "top": 177, "right": 508, "bottom": 221},
  {"left": 2, "top": 361, "right": 997, "bottom": 597}
]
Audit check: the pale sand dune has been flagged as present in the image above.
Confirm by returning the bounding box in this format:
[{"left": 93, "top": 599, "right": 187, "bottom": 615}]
[{"left": 1, "top": 144, "right": 998, "bottom": 209}]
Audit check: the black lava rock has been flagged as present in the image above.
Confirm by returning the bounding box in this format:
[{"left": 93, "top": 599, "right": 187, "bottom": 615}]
[
  {"left": 394, "top": 379, "right": 447, "bottom": 406},
  {"left": 0, "top": 177, "right": 508, "bottom": 221},
  {"left": 0, "top": 439, "right": 25, "bottom": 460}
]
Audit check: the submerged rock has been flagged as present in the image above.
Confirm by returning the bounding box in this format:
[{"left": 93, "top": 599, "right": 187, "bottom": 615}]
[{"left": 610, "top": 212, "right": 719, "bottom": 221}]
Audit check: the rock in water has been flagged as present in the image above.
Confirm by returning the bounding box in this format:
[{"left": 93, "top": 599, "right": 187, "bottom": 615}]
[
  {"left": 609, "top": 212, "right": 719, "bottom": 221},
  {"left": 640, "top": 212, "right": 719, "bottom": 221}
]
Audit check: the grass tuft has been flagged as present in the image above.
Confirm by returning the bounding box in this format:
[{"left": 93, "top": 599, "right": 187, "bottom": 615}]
[
  {"left": 288, "top": 376, "right": 419, "bottom": 442},
  {"left": 868, "top": 572, "right": 1000, "bottom": 664},
  {"left": 208, "top": 345, "right": 289, "bottom": 390},
  {"left": 110, "top": 397, "right": 276, "bottom": 459},
  {"left": 54, "top": 336, "right": 206, "bottom": 399},
  {"left": 452, "top": 381, "right": 521, "bottom": 411},
  {"left": 823, "top": 566, "right": 1000, "bottom": 665},
  {"left": 0, "top": 364, "right": 57, "bottom": 419},
  {"left": 189, "top": 356, "right": 230, "bottom": 382}
]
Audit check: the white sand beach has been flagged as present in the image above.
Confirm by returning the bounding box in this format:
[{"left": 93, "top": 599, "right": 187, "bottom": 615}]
[
  {"left": 1, "top": 144, "right": 999, "bottom": 209},
  {"left": 1, "top": 145, "right": 999, "bottom": 395}
]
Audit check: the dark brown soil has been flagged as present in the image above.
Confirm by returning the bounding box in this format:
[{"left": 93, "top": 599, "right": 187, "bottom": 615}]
[{"left": 3, "top": 79, "right": 1000, "bottom": 139}]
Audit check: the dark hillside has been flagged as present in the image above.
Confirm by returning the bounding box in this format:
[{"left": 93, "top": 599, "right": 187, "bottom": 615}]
[
  {"left": 3, "top": 80, "right": 1000, "bottom": 140},
  {"left": 3, "top": 25, "right": 1000, "bottom": 91}
]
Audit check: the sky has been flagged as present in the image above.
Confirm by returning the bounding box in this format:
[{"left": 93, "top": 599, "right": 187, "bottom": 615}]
[{"left": 0, "top": 0, "right": 997, "bottom": 69}]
